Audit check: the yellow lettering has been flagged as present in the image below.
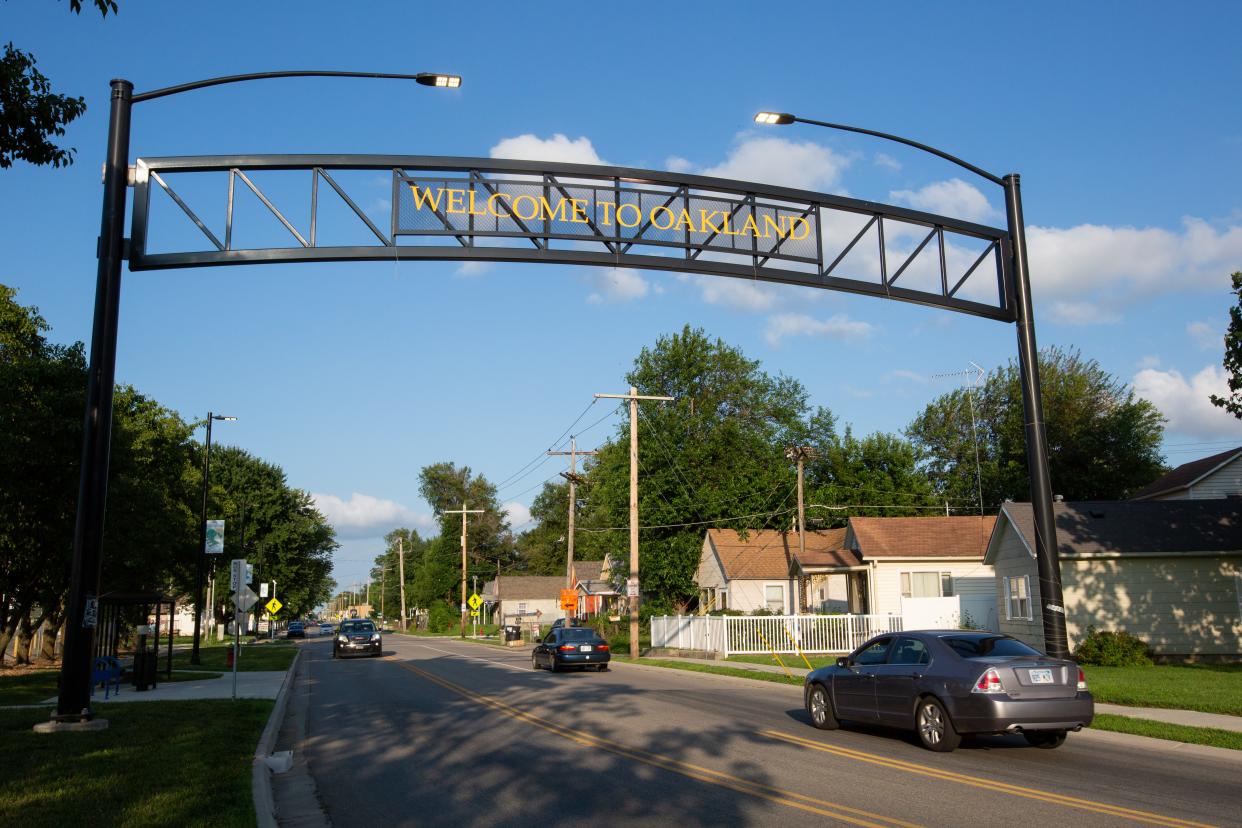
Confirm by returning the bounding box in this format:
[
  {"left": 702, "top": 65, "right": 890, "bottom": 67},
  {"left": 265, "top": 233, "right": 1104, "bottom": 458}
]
[
  {"left": 763, "top": 214, "right": 784, "bottom": 238},
  {"left": 674, "top": 209, "right": 695, "bottom": 233},
  {"left": 538, "top": 196, "right": 568, "bottom": 223},
  {"left": 487, "top": 192, "right": 509, "bottom": 218},
  {"left": 787, "top": 216, "right": 811, "bottom": 240},
  {"left": 568, "top": 198, "right": 590, "bottom": 223},
  {"left": 740, "top": 213, "right": 765, "bottom": 238},
  {"left": 512, "top": 194, "right": 539, "bottom": 221},
  {"left": 467, "top": 189, "right": 489, "bottom": 216},
  {"left": 720, "top": 211, "right": 740, "bottom": 236},
  {"left": 409, "top": 185, "right": 444, "bottom": 212},
  {"left": 698, "top": 209, "right": 723, "bottom": 235},
  {"left": 446, "top": 188, "right": 465, "bottom": 213},
  {"left": 650, "top": 206, "right": 675, "bottom": 231},
  {"left": 617, "top": 203, "right": 641, "bottom": 228},
  {"left": 597, "top": 201, "right": 616, "bottom": 226}
]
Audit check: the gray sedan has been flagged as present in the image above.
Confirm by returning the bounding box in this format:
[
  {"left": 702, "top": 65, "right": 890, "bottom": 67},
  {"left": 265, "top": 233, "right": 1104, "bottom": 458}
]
[{"left": 804, "top": 631, "right": 1093, "bottom": 752}]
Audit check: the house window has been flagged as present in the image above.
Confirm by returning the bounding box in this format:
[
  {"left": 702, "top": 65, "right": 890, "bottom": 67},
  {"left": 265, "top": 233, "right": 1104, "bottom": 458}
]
[
  {"left": 900, "top": 571, "right": 954, "bottom": 598},
  {"left": 517, "top": 602, "right": 527, "bottom": 614},
  {"left": 1005, "top": 575, "right": 1032, "bottom": 620},
  {"left": 764, "top": 585, "right": 785, "bottom": 613}
]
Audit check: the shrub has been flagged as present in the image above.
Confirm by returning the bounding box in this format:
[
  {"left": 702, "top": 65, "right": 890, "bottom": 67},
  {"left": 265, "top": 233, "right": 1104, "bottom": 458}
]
[
  {"left": 1073, "top": 626, "right": 1153, "bottom": 667},
  {"left": 425, "top": 600, "right": 457, "bottom": 633}
]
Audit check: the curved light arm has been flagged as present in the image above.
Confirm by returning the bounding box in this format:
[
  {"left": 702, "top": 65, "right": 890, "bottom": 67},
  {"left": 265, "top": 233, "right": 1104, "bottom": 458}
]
[
  {"left": 755, "top": 111, "right": 1003, "bottom": 187},
  {"left": 133, "top": 70, "right": 460, "bottom": 104}
]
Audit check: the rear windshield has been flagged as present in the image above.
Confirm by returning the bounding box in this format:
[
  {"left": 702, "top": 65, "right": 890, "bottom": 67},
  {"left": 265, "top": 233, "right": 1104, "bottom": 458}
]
[
  {"left": 561, "top": 628, "right": 598, "bottom": 641},
  {"left": 941, "top": 635, "right": 1041, "bottom": 658},
  {"left": 340, "top": 621, "right": 376, "bottom": 633}
]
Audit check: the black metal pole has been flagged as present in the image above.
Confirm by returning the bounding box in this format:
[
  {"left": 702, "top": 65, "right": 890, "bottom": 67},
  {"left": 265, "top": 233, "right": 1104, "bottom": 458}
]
[
  {"left": 1004, "top": 173, "right": 1069, "bottom": 658},
  {"left": 190, "top": 413, "right": 214, "bottom": 665},
  {"left": 55, "top": 79, "right": 133, "bottom": 722}
]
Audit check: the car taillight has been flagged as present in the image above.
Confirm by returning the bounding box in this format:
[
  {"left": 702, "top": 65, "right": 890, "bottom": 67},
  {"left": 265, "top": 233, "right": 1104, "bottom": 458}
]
[
  {"left": 972, "top": 668, "right": 1004, "bottom": 693},
  {"left": 1077, "top": 667, "right": 1088, "bottom": 691},
  {"left": 597, "top": 644, "right": 609, "bottom": 651},
  {"left": 558, "top": 644, "right": 576, "bottom": 652}
]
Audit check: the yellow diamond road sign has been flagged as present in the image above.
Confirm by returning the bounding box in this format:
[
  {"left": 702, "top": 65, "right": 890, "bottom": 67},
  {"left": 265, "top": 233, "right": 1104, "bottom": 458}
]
[
  {"left": 265, "top": 597, "right": 282, "bottom": 615},
  {"left": 467, "top": 593, "right": 482, "bottom": 611}
]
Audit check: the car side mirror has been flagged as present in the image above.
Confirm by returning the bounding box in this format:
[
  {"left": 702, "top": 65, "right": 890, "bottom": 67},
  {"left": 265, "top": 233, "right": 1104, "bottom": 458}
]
[{"left": 836, "top": 657, "right": 852, "bottom": 669}]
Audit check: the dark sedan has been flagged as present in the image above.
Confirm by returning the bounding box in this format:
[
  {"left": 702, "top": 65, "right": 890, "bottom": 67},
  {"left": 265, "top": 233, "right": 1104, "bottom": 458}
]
[
  {"left": 286, "top": 621, "right": 305, "bottom": 639},
  {"left": 333, "top": 619, "right": 382, "bottom": 658},
  {"left": 532, "top": 627, "right": 610, "bottom": 672},
  {"left": 804, "top": 631, "right": 1093, "bottom": 752}
]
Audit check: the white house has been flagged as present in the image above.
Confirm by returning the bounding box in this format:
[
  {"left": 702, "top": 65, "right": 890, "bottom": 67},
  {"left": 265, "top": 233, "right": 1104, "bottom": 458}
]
[
  {"left": 697, "top": 529, "right": 847, "bottom": 614},
  {"left": 481, "top": 576, "right": 566, "bottom": 625},
  {"left": 986, "top": 500, "right": 1242, "bottom": 658},
  {"left": 1130, "top": 446, "right": 1242, "bottom": 501}
]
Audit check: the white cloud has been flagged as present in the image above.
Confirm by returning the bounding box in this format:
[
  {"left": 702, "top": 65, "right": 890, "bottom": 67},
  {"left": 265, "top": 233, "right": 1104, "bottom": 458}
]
[
  {"left": 1188, "top": 321, "right": 1222, "bottom": 351},
  {"left": 665, "top": 155, "right": 694, "bottom": 173},
  {"left": 312, "top": 492, "right": 433, "bottom": 540},
  {"left": 454, "top": 261, "right": 493, "bottom": 278},
  {"left": 764, "top": 312, "right": 874, "bottom": 345},
  {"left": 1044, "top": 300, "right": 1122, "bottom": 326},
  {"left": 1133, "top": 365, "right": 1242, "bottom": 440},
  {"left": 699, "top": 136, "right": 851, "bottom": 190},
  {"left": 890, "top": 178, "right": 998, "bottom": 224},
  {"left": 873, "top": 152, "right": 902, "bottom": 172},
  {"left": 587, "top": 267, "right": 649, "bottom": 303},
  {"left": 503, "top": 501, "right": 533, "bottom": 529},
  {"left": 1136, "top": 355, "right": 1162, "bottom": 370},
  {"left": 489, "top": 133, "right": 605, "bottom": 165},
  {"left": 888, "top": 369, "right": 928, "bottom": 384},
  {"left": 695, "top": 276, "right": 778, "bottom": 312}
]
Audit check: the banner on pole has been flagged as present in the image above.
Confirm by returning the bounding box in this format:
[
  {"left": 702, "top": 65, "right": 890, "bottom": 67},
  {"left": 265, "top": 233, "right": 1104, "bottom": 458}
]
[{"left": 205, "top": 520, "right": 225, "bottom": 554}]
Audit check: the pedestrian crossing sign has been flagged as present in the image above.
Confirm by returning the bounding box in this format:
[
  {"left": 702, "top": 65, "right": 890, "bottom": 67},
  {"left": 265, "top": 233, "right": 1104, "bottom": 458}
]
[{"left": 265, "top": 597, "right": 282, "bottom": 615}]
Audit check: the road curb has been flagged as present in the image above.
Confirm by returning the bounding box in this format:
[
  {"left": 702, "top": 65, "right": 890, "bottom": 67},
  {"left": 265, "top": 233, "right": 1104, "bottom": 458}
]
[{"left": 252, "top": 646, "right": 302, "bottom": 828}]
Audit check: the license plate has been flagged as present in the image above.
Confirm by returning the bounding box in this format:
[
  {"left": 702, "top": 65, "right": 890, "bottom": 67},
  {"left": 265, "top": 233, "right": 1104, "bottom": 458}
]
[
  {"left": 1030, "top": 668, "right": 1053, "bottom": 684},
  {"left": 579, "top": 645, "right": 593, "bottom": 652}
]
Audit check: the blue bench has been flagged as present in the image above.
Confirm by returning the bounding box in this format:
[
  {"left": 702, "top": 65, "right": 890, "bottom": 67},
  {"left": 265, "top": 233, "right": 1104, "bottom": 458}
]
[{"left": 91, "top": 656, "right": 122, "bottom": 699}]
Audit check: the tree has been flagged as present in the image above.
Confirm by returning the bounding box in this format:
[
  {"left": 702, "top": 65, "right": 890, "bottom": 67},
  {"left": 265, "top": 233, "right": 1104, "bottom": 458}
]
[
  {"left": 907, "top": 346, "right": 1167, "bottom": 504},
  {"left": 370, "top": 528, "right": 425, "bottom": 624},
  {"left": 1210, "top": 271, "right": 1242, "bottom": 419},
  {"left": 416, "top": 462, "right": 512, "bottom": 607},
  {"left": 515, "top": 480, "right": 569, "bottom": 576},
  {"left": 0, "top": 1, "right": 117, "bottom": 169}
]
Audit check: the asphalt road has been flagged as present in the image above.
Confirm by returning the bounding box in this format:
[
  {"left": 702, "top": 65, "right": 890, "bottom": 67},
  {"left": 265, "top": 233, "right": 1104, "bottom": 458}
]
[{"left": 296, "top": 636, "right": 1239, "bottom": 827}]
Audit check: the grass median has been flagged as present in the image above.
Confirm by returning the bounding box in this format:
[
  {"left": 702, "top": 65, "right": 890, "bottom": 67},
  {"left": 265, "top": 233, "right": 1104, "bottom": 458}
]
[
  {"left": 1083, "top": 664, "right": 1242, "bottom": 715},
  {"left": 0, "top": 699, "right": 272, "bottom": 826},
  {"left": 0, "top": 669, "right": 225, "bottom": 707},
  {"left": 172, "top": 642, "right": 297, "bottom": 673},
  {"left": 614, "top": 656, "right": 803, "bottom": 685},
  {"left": 1090, "top": 713, "right": 1242, "bottom": 751}
]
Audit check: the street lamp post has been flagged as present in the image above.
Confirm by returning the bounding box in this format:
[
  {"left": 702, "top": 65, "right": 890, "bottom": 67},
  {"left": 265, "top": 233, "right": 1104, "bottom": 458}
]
[
  {"left": 54, "top": 69, "right": 462, "bottom": 723},
  {"left": 190, "top": 412, "right": 235, "bottom": 665},
  {"left": 755, "top": 111, "right": 1069, "bottom": 658}
]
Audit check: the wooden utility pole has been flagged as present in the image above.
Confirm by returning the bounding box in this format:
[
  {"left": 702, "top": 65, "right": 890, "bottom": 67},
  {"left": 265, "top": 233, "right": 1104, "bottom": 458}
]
[
  {"left": 444, "top": 502, "right": 485, "bottom": 637},
  {"left": 594, "top": 386, "right": 674, "bottom": 657},
  {"left": 381, "top": 561, "right": 386, "bottom": 626},
  {"left": 548, "top": 436, "right": 598, "bottom": 589},
  {"left": 397, "top": 536, "right": 407, "bottom": 632},
  {"left": 785, "top": 445, "right": 816, "bottom": 612}
]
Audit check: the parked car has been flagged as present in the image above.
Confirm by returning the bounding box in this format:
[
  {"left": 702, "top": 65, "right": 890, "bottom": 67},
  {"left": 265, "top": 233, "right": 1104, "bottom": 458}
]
[
  {"left": 333, "top": 619, "right": 382, "bottom": 658},
  {"left": 319, "top": 622, "right": 333, "bottom": 635},
  {"left": 532, "top": 627, "right": 610, "bottom": 672},
  {"left": 286, "top": 621, "right": 305, "bottom": 639},
  {"left": 803, "top": 631, "right": 1093, "bottom": 752},
  {"left": 550, "top": 617, "right": 581, "bottom": 631}
]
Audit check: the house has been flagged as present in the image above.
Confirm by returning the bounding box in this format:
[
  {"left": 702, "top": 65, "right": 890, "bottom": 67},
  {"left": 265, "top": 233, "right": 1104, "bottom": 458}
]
[
  {"left": 1130, "top": 446, "right": 1242, "bottom": 501},
  {"left": 481, "top": 576, "right": 567, "bottom": 625},
  {"left": 985, "top": 500, "right": 1242, "bottom": 658},
  {"left": 697, "top": 528, "right": 851, "bottom": 614},
  {"left": 841, "top": 516, "right": 997, "bottom": 629},
  {"left": 571, "top": 560, "right": 619, "bottom": 618}
]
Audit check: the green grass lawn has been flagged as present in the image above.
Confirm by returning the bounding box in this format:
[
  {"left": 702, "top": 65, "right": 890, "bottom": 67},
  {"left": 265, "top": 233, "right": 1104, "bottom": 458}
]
[
  {"left": 0, "top": 669, "right": 226, "bottom": 706},
  {"left": 1083, "top": 664, "right": 1242, "bottom": 715},
  {"left": 727, "top": 653, "right": 833, "bottom": 670},
  {"left": 0, "top": 699, "right": 271, "bottom": 826},
  {"left": 1090, "top": 713, "right": 1242, "bottom": 751},
  {"left": 617, "top": 657, "right": 803, "bottom": 686},
  {"left": 172, "top": 642, "right": 296, "bottom": 673}
]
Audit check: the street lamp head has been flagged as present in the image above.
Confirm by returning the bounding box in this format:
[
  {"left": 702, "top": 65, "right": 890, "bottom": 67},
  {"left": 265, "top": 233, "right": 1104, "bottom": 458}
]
[
  {"left": 415, "top": 73, "right": 462, "bottom": 88},
  {"left": 212, "top": 415, "right": 238, "bottom": 421},
  {"left": 754, "top": 111, "right": 795, "bottom": 126}
]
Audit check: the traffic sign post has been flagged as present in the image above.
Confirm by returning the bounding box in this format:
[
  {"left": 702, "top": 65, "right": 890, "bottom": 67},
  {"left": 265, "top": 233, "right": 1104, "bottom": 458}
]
[
  {"left": 467, "top": 593, "right": 482, "bottom": 638},
  {"left": 229, "top": 559, "right": 253, "bottom": 700}
]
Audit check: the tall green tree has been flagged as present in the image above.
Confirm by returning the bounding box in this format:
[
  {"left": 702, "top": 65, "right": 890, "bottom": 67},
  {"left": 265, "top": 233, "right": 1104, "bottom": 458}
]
[
  {"left": 416, "top": 462, "right": 512, "bottom": 607},
  {"left": 907, "top": 346, "right": 1167, "bottom": 504},
  {"left": 515, "top": 480, "right": 570, "bottom": 576},
  {"left": 0, "top": 1, "right": 117, "bottom": 169},
  {"left": 1210, "top": 271, "right": 1242, "bottom": 419},
  {"left": 370, "top": 528, "right": 425, "bottom": 623}
]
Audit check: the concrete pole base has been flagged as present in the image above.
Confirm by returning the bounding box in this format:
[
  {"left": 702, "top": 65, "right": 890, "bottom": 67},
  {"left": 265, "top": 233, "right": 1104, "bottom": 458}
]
[{"left": 33, "top": 717, "right": 109, "bottom": 733}]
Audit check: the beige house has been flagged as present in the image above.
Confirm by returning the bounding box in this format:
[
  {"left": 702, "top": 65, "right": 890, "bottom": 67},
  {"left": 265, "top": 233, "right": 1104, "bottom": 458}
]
[
  {"left": 1130, "top": 446, "right": 1242, "bottom": 501},
  {"left": 985, "top": 500, "right": 1242, "bottom": 658},
  {"left": 481, "top": 576, "right": 567, "bottom": 625},
  {"left": 697, "top": 529, "right": 847, "bottom": 614}
]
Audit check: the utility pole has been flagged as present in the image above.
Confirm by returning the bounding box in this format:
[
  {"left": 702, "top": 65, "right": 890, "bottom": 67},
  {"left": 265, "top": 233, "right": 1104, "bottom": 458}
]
[
  {"left": 548, "top": 436, "right": 598, "bottom": 589},
  {"left": 397, "top": 536, "right": 407, "bottom": 631},
  {"left": 785, "top": 446, "right": 816, "bottom": 613},
  {"left": 594, "top": 386, "right": 674, "bottom": 658},
  {"left": 381, "top": 560, "right": 386, "bottom": 626},
  {"left": 444, "top": 502, "right": 485, "bottom": 637}
]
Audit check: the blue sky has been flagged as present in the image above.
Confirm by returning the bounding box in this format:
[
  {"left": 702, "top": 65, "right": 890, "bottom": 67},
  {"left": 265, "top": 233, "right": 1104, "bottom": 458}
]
[{"left": 4, "top": 2, "right": 1241, "bottom": 593}]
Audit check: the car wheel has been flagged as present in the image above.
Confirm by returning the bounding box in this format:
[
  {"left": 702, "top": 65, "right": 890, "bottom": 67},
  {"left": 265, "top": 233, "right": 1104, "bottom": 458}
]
[
  {"left": 916, "top": 697, "right": 961, "bottom": 752},
  {"left": 531, "top": 654, "right": 541, "bottom": 670},
  {"left": 1023, "top": 729, "right": 1067, "bottom": 749},
  {"left": 548, "top": 658, "right": 559, "bottom": 673},
  {"left": 806, "top": 684, "right": 839, "bottom": 730}
]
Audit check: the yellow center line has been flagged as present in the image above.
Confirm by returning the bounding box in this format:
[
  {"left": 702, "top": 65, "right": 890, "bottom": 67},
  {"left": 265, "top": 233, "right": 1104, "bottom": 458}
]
[
  {"left": 759, "top": 729, "right": 1215, "bottom": 828},
  {"left": 383, "top": 656, "right": 920, "bottom": 828}
]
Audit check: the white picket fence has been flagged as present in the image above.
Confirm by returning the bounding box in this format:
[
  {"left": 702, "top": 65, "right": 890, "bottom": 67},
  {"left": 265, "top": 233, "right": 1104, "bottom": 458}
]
[{"left": 651, "top": 613, "right": 904, "bottom": 656}]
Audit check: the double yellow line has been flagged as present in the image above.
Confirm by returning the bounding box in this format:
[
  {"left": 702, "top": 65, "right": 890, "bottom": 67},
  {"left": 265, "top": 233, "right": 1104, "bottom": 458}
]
[
  {"left": 760, "top": 729, "right": 1214, "bottom": 828},
  {"left": 386, "top": 657, "right": 916, "bottom": 828}
]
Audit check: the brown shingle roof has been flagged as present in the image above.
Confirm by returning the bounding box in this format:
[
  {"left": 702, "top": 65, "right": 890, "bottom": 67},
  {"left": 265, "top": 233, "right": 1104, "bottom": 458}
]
[
  {"left": 848, "top": 516, "right": 996, "bottom": 558},
  {"left": 1130, "top": 447, "right": 1242, "bottom": 500},
  {"left": 482, "top": 576, "right": 565, "bottom": 600},
  {"left": 706, "top": 528, "right": 848, "bottom": 579},
  {"left": 793, "top": 548, "right": 862, "bottom": 569},
  {"left": 572, "top": 560, "right": 604, "bottom": 581},
  {"left": 999, "top": 500, "right": 1242, "bottom": 556}
]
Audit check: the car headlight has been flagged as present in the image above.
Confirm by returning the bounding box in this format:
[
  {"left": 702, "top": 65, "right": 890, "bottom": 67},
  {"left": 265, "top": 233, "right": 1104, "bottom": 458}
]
[
  {"left": 371, "top": 633, "right": 381, "bottom": 641},
  {"left": 337, "top": 635, "right": 347, "bottom": 643}
]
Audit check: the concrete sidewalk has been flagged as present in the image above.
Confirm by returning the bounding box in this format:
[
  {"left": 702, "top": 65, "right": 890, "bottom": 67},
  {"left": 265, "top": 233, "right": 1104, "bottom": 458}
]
[
  {"left": 40, "top": 670, "right": 289, "bottom": 704},
  {"left": 645, "top": 655, "right": 1242, "bottom": 734}
]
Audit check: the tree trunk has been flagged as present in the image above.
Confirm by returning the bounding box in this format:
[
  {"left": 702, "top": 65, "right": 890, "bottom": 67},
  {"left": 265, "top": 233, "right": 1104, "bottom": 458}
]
[
  {"left": 14, "top": 612, "right": 33, "bottom": 665},
  {"left": 0, "top": 599, "right": 29, "bottom": 665},
  {"left": 38, "top": 601, "right": 66, "bottom": 662}
]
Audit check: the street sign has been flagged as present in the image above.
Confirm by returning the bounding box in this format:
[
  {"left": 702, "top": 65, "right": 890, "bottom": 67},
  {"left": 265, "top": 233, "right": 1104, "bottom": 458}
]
[
  {"left": 260, "top": 582, "right": 269, "bottom": 598},
  {"left": 460, "top": 602, "right": 467, "bottom": 613},
  {"left": 469, "top": 609, "right": 480, "bottom": 618},
  {"left": 206, "top": 519, "right": 225, "bottom": 554},
  {"left": 265, "top": 597, "right": 282, "bottom": 615},
  {"left": 626, "top": 578, "right": 639, "bottom": 598},
  {"left": 230, "top": 558, "right": 245, "bottom": 591},
  {"left": 234, "top": 584, "right": 259, "bottom": 613},
  {"left": 467, "top": 593, "right": 482, "bottom": 611},
  {"left": 559, "top": 589, "right": 577, "bottom": 611}
]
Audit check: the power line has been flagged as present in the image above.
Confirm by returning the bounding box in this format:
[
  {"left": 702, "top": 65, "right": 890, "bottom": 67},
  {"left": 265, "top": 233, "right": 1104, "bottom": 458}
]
[{"left": 492, "top": 398, "right": 598, "bottom": 491}]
